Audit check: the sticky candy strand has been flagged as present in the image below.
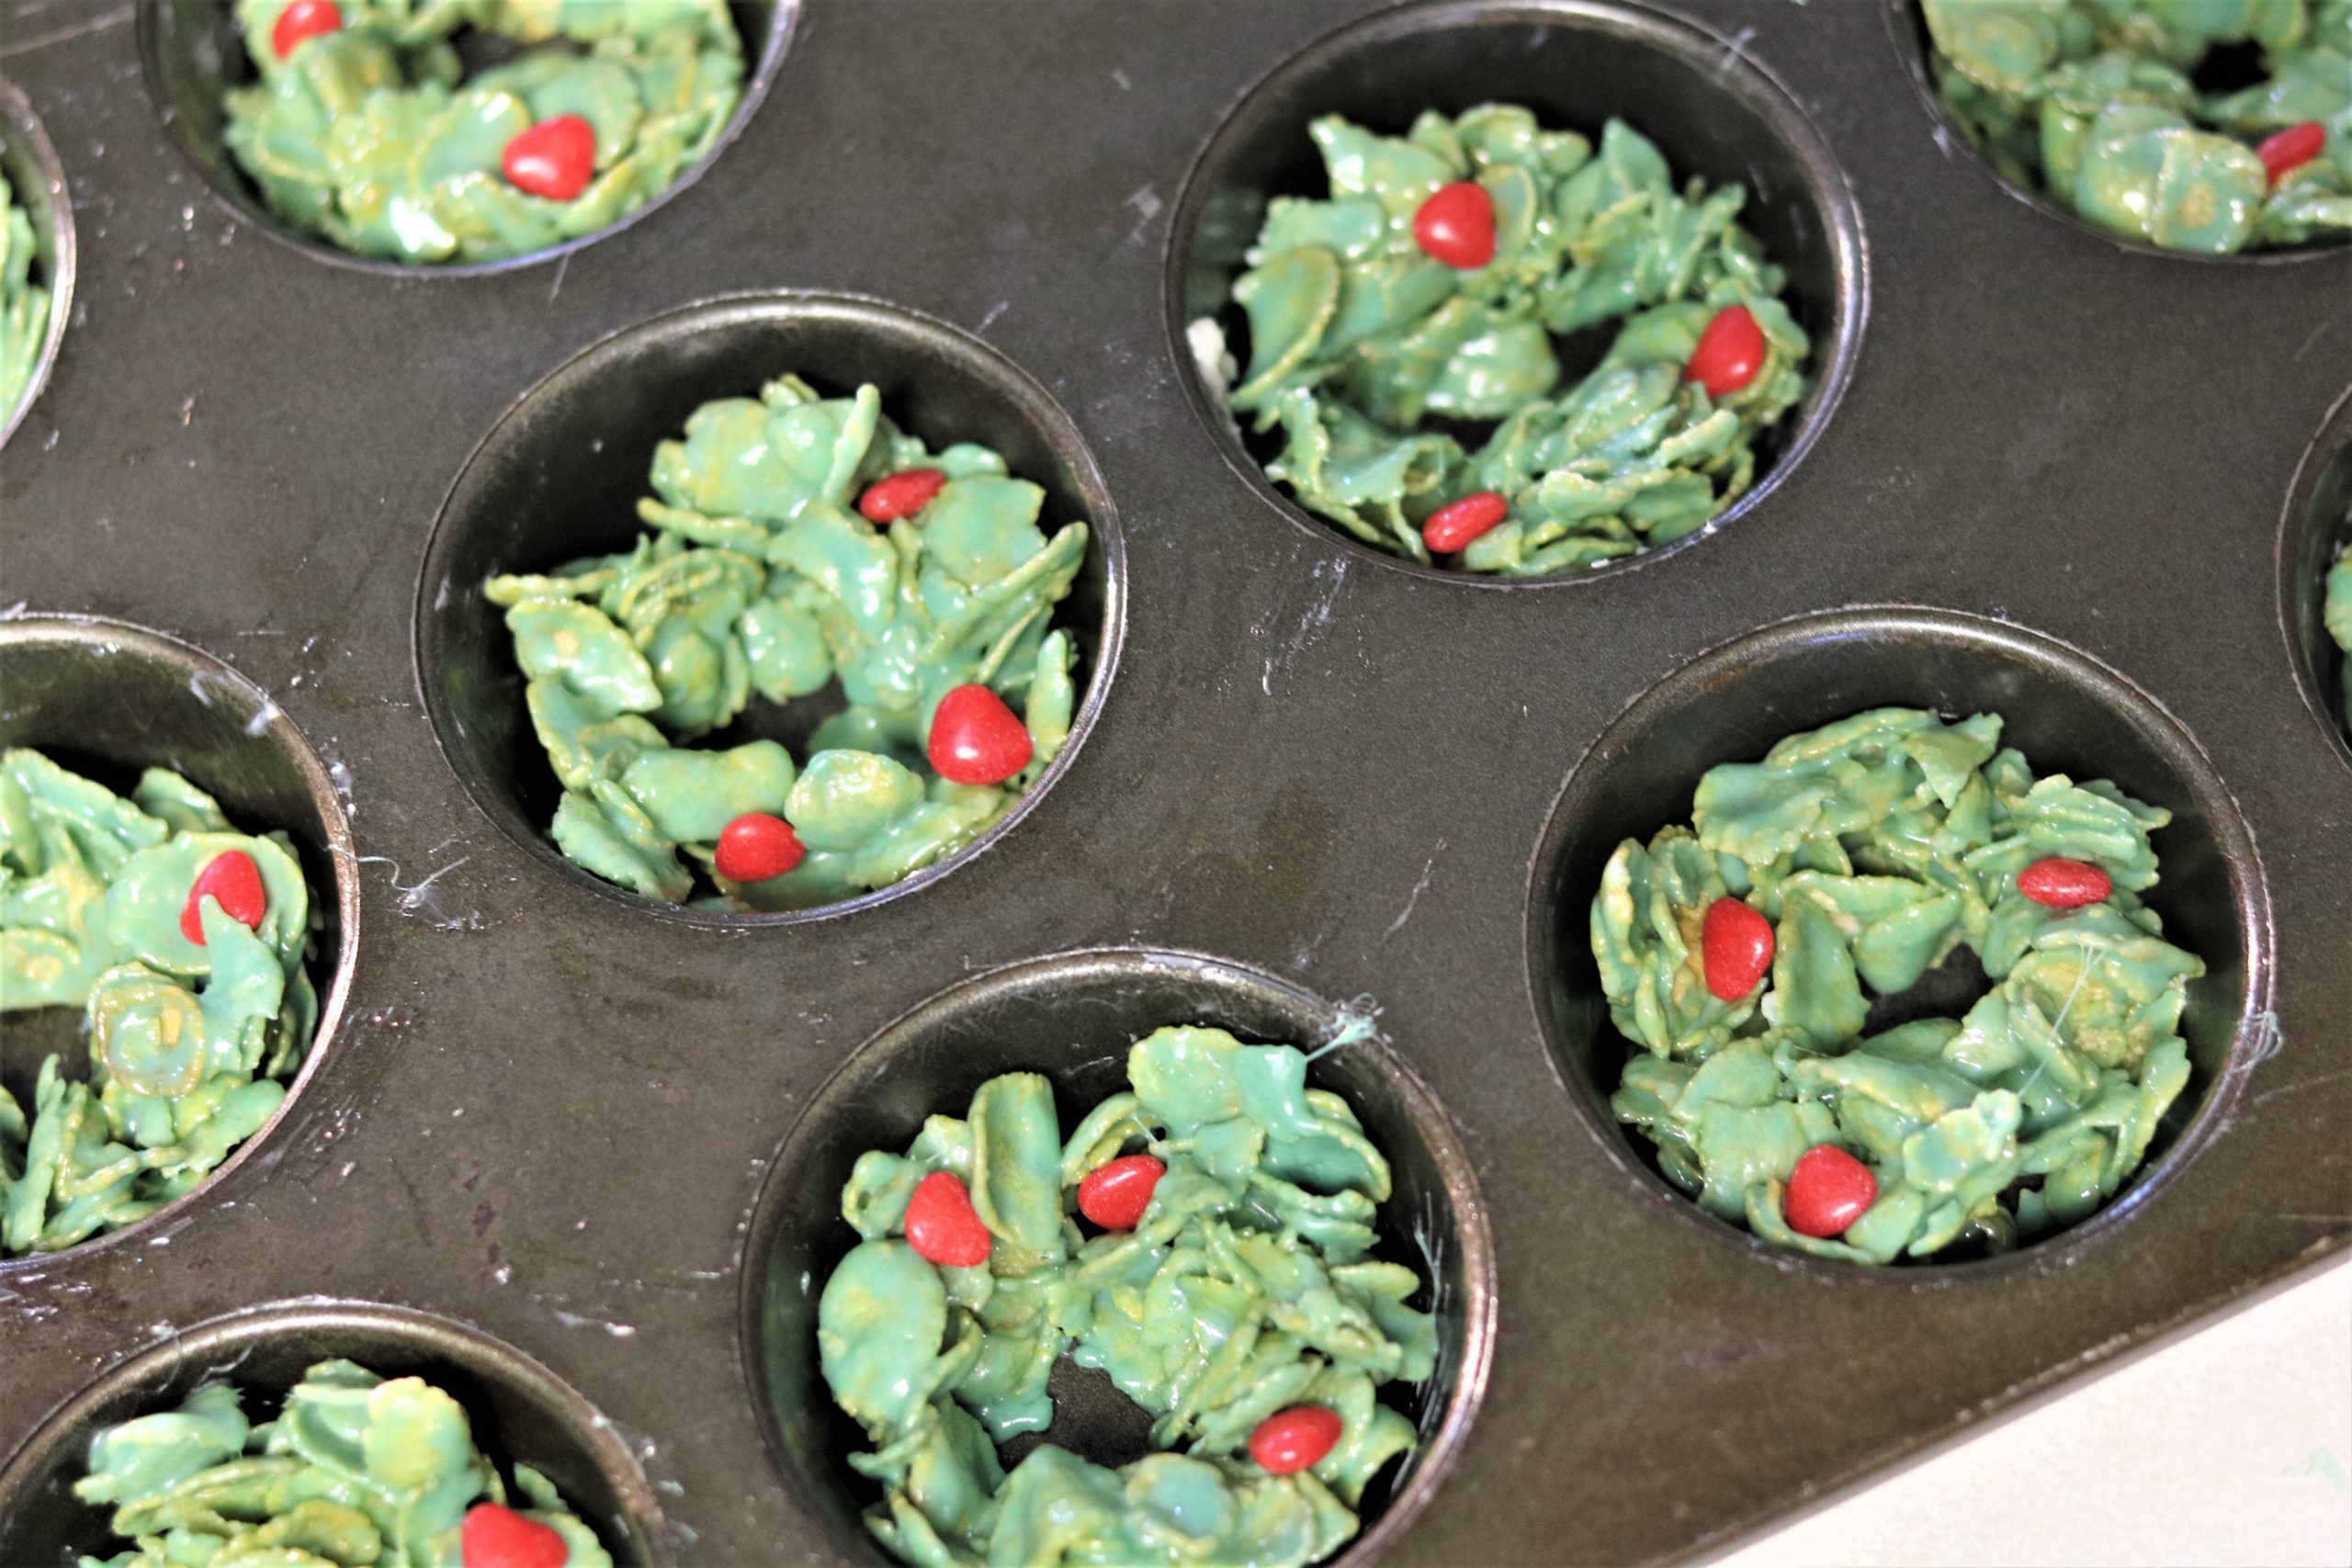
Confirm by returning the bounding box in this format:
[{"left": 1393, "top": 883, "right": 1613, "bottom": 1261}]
[
  {"left": 1193, "top": 105, "right": 1814, "bottom": 577},
  {"left": 0, "top": 170, "right": 51, "bottom": 424},
  {"left": 221, "top": 0, "right": 746, "bottom": 265},
  {"left": 817, "top": 1027, "right": 1439, "bottom": 1568},
  {"left": 1589, "top": 707, "right": 2208, "bottom": 1264},
  {"left": 0, "top": 750, "right": 323, "bottom": 1258},
  {"left": 70, "top": 1360, "right": 613, "bottom": 1568},
  {"left": 1921, "top": 0, "right": 2352, "bottom": 254},
  {"left": 484, "top": 373, "right": 1087, "bottom": 912}
]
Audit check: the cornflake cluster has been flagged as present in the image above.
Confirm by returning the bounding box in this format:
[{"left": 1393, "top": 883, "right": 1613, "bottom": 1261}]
[
  {"left": 1923, "top": 0, "right": 2352, "bottom": 254},
  {"left": 73, "top": 1361, "right": 609, "bottom": 1567},
  {"left": 1, "top": 750, "right": 322, "bottom": 1257},
  {"left": 1195, "top": 105, "right": 1811, "bottom": 576},
  {"left": 1590, "top": 708, "right": 2205, "bottom": 1264},
  {"left": 488, "top": 374, "right": 1087, "bottom": 911},
  {"left": 818, "top": 1026, "right": 1437, "bottom": 1567},
  {"left": 223, "top": 0, "right": 745, "bottom": 265}
]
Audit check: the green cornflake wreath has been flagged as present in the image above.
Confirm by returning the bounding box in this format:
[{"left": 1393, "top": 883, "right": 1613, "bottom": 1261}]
[
  {"left": 1921, "top": 0, "right": 2352, "bottom": 254},
  {"left": 1191, "top": 105, "right": 1812, "bottom": 577},
  {"left": 72, "top": 1361, "right": 610, "bottom": 1567},
  {"left": 223, "top": 0, "right": 745, "bottom": 265},
  {"left": 487, "top": 374, "right": 1088, "bottom": 912},
  {"left": 818, "top": 1026, "right": 1436, "bottom": 1568},
  {"left": 2329, "top": 538, "right": 2352, "bottom": 731},
  {"left": 0, "top": 750, "right": 322, "bottom": 1256},
  {"left": 1590, "top": 708, "right": 2207, "bottom": 1264},
  {"left": 0, "top": 169, "right": 51, "bottom": 425}
]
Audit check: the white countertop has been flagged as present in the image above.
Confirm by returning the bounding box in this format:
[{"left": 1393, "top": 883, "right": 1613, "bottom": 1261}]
[{"left": 1717, "top": 1258, "right": 2352, "bottom": 1567}]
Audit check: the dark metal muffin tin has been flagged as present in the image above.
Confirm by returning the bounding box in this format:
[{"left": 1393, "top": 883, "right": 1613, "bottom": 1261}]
[{"left": 1, "top": 2, "right": 2346, "bottom": 1564}]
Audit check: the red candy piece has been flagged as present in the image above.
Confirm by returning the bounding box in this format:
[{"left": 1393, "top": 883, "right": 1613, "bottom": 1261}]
[
  {"left": 1684, "top": 305, "right": 1767, "bottom": 399},
  {"left": 904, "top": 1171, "right": 992, "bottom": 1268},
  {"left": 1412, "top": 181, "right": 1496, "bottom": 269},
  {"left": 1701, "top": 897, "right": 1773, "bottom": 1001},
  {"left": 503, "top": 115, "right": 596, "bottom": 202},
  {"left": 1421, "top": 491, "right": 1509, "bottom": 554},
  {"left": 1784, "top": 1145, "right": 1878, "bottom": 1239},
  {"left": 1077, "top": 1155, "right": 1165, "bottom": 1230},
  {"left": 2017, "top": 856, "right": 2111, "bottom": 909},
  {"left": 927, "top": 684, "right": 1034, "bottom": 785},
  {"left": 1249, "top": 1406, "right": 1343, "bottom": 1474},
  {"left": 270, "top": 0, "right": 343, "bottom": 60},
  {"left": 180, "top": 851, "right": 266, "bottom": 944},
  {"left": 857, "top": 468, "right": 948, "bottom": 523},
  {"left": 714, "top": 812, "right": 804, "bottom": 883},
  {"left": 461, "top": 1503, "right": 569, "bottom": 1568},
  {"left": 2257, "top": 121, "right": 2326, "bottom": 186}
]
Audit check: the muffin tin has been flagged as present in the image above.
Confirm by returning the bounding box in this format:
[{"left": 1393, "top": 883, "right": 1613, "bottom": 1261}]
[{"left": 1, "top": 1, "right": 2347, "bottom": 1563}]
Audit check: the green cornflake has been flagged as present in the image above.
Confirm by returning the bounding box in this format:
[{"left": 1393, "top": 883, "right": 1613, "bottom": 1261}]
[
  {"left": 1589, "top": 708, "right": 2206, "bottom": 1264},
  {"left": 0, "top": 750, "right": 323, "bottom": 1257},
  {"left": 222, "top": 0, "right": 745, "bottom": 265},
  {"left": 488, "top": 374, "right": 1089, "bottom": 911},
  {"left": 1191, "top": 106, "right": 1812, "bottom": 576},
  {"left": 0, "top": 168, "right": 51, "bottom": 426},
  {"left": 818, "top": 1027, "right": 1436, "bottom": 1568},
  {"left": 2328, "top": 537, "right": 2352, "bottom": 731},
  {"left": 1922, "top": 0, "right": 2352, "bottom": 254},
  {"left": 72, "top": 1361, "right": 613, "bottom": 1568}
]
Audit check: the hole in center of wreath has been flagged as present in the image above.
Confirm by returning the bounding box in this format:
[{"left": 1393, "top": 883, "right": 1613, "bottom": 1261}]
[
  {"left": 995, "top": 1361, "right": 1161, "bottom": 1473},
  {"left": 2188, "top": 39, "right": 2270, "bottom": 96},
  {"left": 1858, "top": 946, "right": 1994, "bottom": 1036}
]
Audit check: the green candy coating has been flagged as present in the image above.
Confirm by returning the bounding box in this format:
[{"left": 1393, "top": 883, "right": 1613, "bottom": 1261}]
[
  {"left": 0, "top": 750, "right": 323, "bottom": 1257},
  {"left": 2329, "top": 537, "right": 2352, "bottom": 731},
  {"left": 72, "top": 1360, "right": 612, "bottom": 1568},
  {"left": 222, "top": 0, "right": 745, "bottom": 265},
  {"left": 817, "top": 1026, "right": 1437, "bottom": 1567},
  {"left": 488, "top": 373, "right": 1088, "bottom": 912},
  {"left": 1589, "top": 708, "right": 2205, "bottom": 1263},
  {"left": 0, "top": 169, "right": 51, "bottom": 428},
  {"left": 1922, "top": 0, "right": 2352, "bottom": 254},
  {"left": 1193, "top": 106, "right": 1812, "bottom": 576}
]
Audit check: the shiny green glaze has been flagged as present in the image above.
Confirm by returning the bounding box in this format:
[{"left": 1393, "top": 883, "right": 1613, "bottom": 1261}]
[
  {"left": 1192, "top": 107, "right": 1810, "bottom": 576},
  {"left": 1923, "top": 0, "right": 2352, "bottom": 253},
  {"left": 0, "top": 750, "right": 322, "bottom": 1257},
  {"left": 2329, "top": 540, "right": 2352, "bottom": 729},
  {"left": 222, "top": 0, "right": 744, "bottom": 265},
  {"left": 817, "top": 1027, "right": 1436, "bottom": 1567},
  {"left": 73, "top": 1361, "right": 611, "bottom": 1568},
  {"left": 0, "top": 170, "right": 51, "bottom": 425},
  {"left": 1591, "top": 709, "right": 2205, "bottom": 1263},
  {"left": 487, "top": 373, "right": 1088, "bottom": 911}
]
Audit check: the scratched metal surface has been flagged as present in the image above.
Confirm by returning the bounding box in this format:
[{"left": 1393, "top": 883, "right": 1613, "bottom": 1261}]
[{"left": 1, "top": 1, "right": 2349, "bottom": 1565}]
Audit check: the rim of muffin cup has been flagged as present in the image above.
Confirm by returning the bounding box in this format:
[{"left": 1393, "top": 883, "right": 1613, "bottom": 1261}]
[
  {"left": 1163, "top": 0, "right": 1870, "bottom": 588},
  {"left": 413, "top": 288, "right": 1126, "bottom": 926},
  {"left": 0, "top": 74, "right": 75, "bottom": 449},
  {"left": 1880, "top": 0, "right": 2351, "bottom": 266},
  {"left": 1523, "top": 604, "right": 2275, "bottom": 1274},
  {"left": 0, "top": 1298, "right": 668, "bottom": 1564},
  {"left": 737, "top": 946, "right": 1498, "bottom": 1565},
  {"left": 0, "top": 614, "right": 362, "bottom": 1275},
  {"left": 2278, "top": 381, "right": 2352, "bottom": 773},
  {"left": 135, "top": 0, "right": 800, "bottom": 277}
]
